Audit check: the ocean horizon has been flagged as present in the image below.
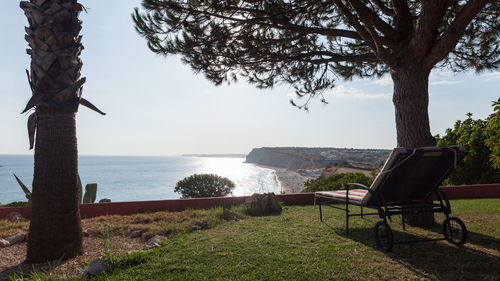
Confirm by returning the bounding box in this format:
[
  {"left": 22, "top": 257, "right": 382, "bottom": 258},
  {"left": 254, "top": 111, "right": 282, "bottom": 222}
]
[{"left": 0, "top": 154, "right": 281, "bottom": 205}]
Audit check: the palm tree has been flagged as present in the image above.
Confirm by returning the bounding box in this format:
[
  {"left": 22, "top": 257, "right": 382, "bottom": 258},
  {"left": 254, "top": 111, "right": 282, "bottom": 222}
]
[{"left": 20, "top": 0, "right": 104, "bottom": 263}]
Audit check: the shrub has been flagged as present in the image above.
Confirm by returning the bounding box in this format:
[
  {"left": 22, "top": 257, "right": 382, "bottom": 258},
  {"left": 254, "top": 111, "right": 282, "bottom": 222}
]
[
  {"left": 436, "top": 112, "right": 500, "bottom": 185},
  {"left": 175, "top": 174, "right": 235, "bottom": 198},
  {"left": 304, "top": 172, "right": 373, "bottom": 192},
  {"left": 485, "top": 98, "right": 500, "bottom": 169},
  {"left": 3, "top": 201, "right": 30, "bottom": 207}
]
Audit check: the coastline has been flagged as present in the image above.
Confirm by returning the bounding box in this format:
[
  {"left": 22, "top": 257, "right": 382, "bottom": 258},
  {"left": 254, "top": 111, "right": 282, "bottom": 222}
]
[{"left": 253, "top": 164, "right": 316, "bottom": 194}]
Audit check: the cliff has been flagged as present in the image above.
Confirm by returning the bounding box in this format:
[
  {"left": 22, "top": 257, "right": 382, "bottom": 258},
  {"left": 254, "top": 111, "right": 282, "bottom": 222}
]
[
  {"left": 245, "top": 147, "right": 330, "bottom": 171},
  {"left": 245, "top": 147, "right": 390, "bottom": 171}
]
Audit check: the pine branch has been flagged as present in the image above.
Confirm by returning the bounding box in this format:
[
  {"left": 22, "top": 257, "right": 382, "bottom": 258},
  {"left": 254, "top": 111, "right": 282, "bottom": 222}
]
[
  {"left": 372, "top": 0, "right": 394, "bottom": 16},
  {"left": 345, "top": 0, "right": 398, "bottom": 38},
  {"left": 423, "top": 0, "right": 490, "bottom": 69},
  {"left": 410, "top": 0, "right": 449, "bottom": 61}
]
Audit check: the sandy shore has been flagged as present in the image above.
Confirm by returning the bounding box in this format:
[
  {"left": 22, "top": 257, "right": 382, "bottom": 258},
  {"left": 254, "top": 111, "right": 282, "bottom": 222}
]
[{"left": 257, "top": 165, "right": 316, "bottom": 194}]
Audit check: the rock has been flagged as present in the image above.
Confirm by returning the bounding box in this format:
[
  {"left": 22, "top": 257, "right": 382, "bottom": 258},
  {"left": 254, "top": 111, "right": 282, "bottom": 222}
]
[
  {"left": 244, "top": 193, "right": 282, "bottom": 216},
  {"left": 144, "top": 235, "right": 164, "bottom": 250},
  {"left": 83, "top": 228, "right": 96, "bottom": 237},
  {"left": 191, "top": 225, "right": 202, "bottom": 231},
  {"left": 194, "top": 220, "right": 208, "bottom": 229},
  {"left": 5, "top": 233, "right": 26, "bottom": 245},
  {"left": 191, "top": 219, "right": 210, "bottom": 231},
  {"left": 83, "top": 258, "right": 110, "bottom": 278},
  {"left": 130, "top": 230, "right": 143, "bottom": 238},
  {"left": 99, "top": 198, "right": 111, "bottom": 203},
  {"left": 220, "top": 209, "right": 242, "bottom": 221},
  {"left": 158, "top": 228, "right": 172, "bottom": 236},
  {"left": 0, "top": 238, "right": 10, "bottom": 248},
  {"left": 123, "top": 227, "right": 133, "bottom": 237},
  {"left": 7, "top": 212, "right": 23, "bottom": 223}
]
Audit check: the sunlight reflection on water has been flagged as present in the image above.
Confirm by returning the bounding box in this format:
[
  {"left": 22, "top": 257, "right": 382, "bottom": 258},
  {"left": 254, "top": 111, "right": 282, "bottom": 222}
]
[
  {"left": 0, "top": 155, "right": 281, "bottom": 203},
  {"left": 195, "top": 157, "right": 281, "bottom": 196}
]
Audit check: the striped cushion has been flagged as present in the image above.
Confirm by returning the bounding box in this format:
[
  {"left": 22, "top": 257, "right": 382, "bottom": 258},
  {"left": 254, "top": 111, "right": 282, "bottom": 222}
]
[{"left": 315, "top": 189, "right": 368, "bottom": 204}]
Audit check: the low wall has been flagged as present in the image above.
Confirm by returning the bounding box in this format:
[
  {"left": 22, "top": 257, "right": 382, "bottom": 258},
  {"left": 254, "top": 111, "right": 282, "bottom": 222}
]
[
  {"left": 1, "top": 184, "right": 499, "bottom": 219},
  {"left": 439, "top": 184, "right": 500, "bottom": 199}
]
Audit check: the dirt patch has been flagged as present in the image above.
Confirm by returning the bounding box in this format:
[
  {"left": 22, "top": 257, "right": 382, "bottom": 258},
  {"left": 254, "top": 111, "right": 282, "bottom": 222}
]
[{"left": 0, "top": 236, "right": 144, "bottom": 280}]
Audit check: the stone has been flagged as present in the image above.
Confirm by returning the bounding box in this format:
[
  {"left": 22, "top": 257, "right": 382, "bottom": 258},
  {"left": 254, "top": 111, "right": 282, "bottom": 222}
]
[
  {"left": 7, "top": 212, "right": 23, "bottom": 223},
  {"left": 158, "top": 228, "right": 172, "bottom": 236},
  {"left": 0, "top": 238, "right": 10, "bottom": 248},
  {"left": 83, "top": 258, "right": 110, "bottom": 278},
  {"left": 192, "top": 219, "right": 208, "bottom": 231},
  {"left": 123, "top": 227, "right": 133, "bottom": 237},
  {"left": 191, "top": 225, "right": 203, "bottom": 231},
  {"left": 83, "top": 228, "right": 96, "bottom": 237},
  {"left": 144, "top": 235, "right": 164, "bottom": 250},
  {"left": 130, "top": 230, "right": 143, "bottom": 238},
  {"left": 5, "top": 233, "right": 26, "bottom": 245},
  {"left": 220, "top": 208, "right": 242, "bottom": 221},
  {"left": 244, "top": 193, "right": 282, "bottom": 216}
]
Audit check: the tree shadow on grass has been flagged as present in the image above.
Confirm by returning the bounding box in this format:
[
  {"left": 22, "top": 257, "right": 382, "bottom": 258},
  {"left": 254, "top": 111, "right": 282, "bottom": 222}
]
[
  {"left": 425, "top": 223, "right": 500, "bottom": 252},
  {"left": 321, "top": 220, "right": 500, "bottom": 281},
  {"left": 0, "top": 262, "right": 54, "bottom": 281}
]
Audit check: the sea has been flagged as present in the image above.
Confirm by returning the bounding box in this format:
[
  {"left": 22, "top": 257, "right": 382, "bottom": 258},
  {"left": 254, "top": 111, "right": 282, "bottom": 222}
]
[{"left": 0, "top": 155, "right": 281, "bottom": 205}]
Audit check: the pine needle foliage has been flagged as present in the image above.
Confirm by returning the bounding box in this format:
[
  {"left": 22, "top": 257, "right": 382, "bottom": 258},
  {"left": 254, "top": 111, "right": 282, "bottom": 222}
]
[{"left": 133, "top": 0, "right": 500, "bottom": 106}]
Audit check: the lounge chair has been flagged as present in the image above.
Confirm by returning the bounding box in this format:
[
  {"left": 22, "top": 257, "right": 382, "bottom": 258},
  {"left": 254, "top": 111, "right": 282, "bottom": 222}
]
[{"left": 314, "top": 146, "right": 468, "bottom": 251}]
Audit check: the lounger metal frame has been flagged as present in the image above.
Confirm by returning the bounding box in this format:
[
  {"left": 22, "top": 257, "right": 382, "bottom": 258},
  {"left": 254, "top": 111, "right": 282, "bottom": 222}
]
[{"left": 315, "top": 183, "right": 468, "bottom": 251}]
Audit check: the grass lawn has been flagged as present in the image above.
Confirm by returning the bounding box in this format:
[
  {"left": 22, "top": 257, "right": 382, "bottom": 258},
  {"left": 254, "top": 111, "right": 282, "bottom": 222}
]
[
  {"left": 3, "top": 198, "right": 499, "bottom": 280},
  {"left": 81, "top": 198, "right": 500, "bottom": 281},
  {"left": 0, "top": 208, "right": 227, "bottom": 240}
]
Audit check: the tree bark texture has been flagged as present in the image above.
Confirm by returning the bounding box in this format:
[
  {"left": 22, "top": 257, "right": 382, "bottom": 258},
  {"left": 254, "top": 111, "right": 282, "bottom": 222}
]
[
  {"left": 392, "top": 67, "right": 436, "bottom": 226},
  {"left": 26, "top": 112, "right": 82, "bottom": 263},
  {"left": 21, "top": 0, "right": 85, "bottom": 263},
  {"left": 392, "top": 67, "right": 436, "bottom": 148}
]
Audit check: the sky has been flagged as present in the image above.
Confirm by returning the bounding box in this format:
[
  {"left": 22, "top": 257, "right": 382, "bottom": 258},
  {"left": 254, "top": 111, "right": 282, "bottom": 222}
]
[{"left": 0, "top": 0, "right": 499, "bottom": 156}]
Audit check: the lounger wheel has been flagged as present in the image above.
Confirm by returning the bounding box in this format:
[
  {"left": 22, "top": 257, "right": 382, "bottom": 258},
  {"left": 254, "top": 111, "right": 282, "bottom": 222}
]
[
  {"left": 374, "top": 221, "right": 393, "bottom": 251},
  {"left": 443, "top": 217, "right": 468, "bottom": 246}
]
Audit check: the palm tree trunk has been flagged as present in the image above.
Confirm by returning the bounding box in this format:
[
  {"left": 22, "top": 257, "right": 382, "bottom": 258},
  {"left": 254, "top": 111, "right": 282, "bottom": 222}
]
[
  {"left": 26, "top": 112, "right": 82, "bottom": 263},
  {"left": 21, "top": 0, "right": 85, "bottom": 262}
]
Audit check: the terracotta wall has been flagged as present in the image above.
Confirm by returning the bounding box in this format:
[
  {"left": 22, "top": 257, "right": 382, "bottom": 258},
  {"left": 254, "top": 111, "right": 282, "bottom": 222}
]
[{"left": 1, "top": 184, "right": 499, "bottom": 219}]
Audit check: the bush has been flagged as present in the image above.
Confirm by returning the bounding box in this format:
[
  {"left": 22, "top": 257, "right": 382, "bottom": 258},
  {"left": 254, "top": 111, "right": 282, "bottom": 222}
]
[
  {"left": 175, "top": 174, "right": 235, "bottom": 198},
  {"left": 436, "top": 112, "right": 500, "bottom": 185},
  {"left": 304, "top": 172, "right": 373, "bottom": 192},
  {"left": 3, "top": 201, "right": 30, "bottom": 207},
  {"left": 485, "top": 98, "right": 500, "bottom": 169}
]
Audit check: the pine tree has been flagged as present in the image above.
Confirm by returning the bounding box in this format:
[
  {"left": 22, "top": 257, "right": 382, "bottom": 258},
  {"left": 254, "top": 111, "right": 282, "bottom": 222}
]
[{"left": 133, "top": 0, "right": 499, "bottom": 225}]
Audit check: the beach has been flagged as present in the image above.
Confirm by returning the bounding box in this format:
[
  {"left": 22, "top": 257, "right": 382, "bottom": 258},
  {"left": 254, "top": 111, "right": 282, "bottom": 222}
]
[{"left": 256, "top": 165, "right": 317, "bottom": 194}]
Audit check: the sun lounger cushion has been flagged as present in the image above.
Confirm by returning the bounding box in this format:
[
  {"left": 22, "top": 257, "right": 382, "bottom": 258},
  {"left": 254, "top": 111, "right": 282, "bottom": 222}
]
[{"left": 315, "top": 189, "right": 368, "bottom": 205}]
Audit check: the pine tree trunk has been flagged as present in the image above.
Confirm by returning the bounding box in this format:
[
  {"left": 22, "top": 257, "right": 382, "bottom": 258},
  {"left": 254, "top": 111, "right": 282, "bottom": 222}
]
[
  {"left": 26, "top": 112, "right": 82, "bottom": 263},
  {"left": 391, "top": 67, "right": 436, "bottom": 227},
  {"left": 392, "top": 68, "right": 436, "bottom": 148}
]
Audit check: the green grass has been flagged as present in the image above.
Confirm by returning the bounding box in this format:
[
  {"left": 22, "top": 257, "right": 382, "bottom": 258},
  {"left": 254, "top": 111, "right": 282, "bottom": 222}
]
[
  {"left": 1, "top": 206, "right": 229, "bottom": 239},
  {"left": 84, "top": 198, "right": 500, "bottom": 281},
  {"left": 9, "top": 199, "right": 500, "bottom": 280}
]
